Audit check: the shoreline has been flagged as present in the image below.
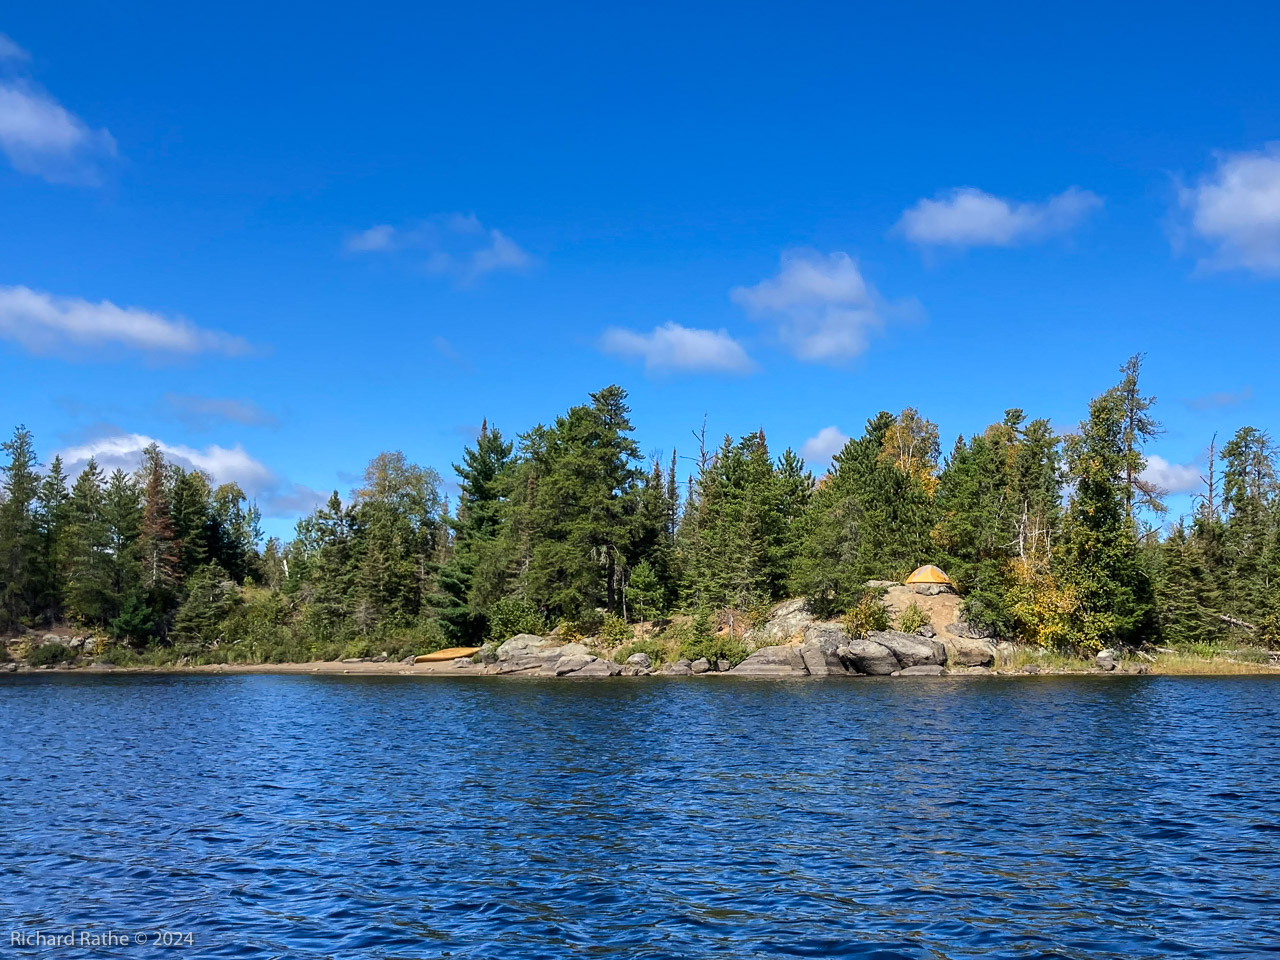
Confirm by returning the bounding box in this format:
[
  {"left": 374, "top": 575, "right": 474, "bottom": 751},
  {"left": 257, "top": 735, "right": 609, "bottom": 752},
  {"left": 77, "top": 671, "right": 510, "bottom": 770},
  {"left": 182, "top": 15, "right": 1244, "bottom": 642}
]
[{"left": 7, "top": 656, "right": 1280, "bottom": 679}]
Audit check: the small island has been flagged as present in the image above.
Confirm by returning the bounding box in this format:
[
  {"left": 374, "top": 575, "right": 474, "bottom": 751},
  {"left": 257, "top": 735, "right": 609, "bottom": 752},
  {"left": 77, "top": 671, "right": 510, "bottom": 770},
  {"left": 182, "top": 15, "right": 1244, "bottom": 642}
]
[{"left": 3, "top": 356, "right": 1277, "bottom": 678}]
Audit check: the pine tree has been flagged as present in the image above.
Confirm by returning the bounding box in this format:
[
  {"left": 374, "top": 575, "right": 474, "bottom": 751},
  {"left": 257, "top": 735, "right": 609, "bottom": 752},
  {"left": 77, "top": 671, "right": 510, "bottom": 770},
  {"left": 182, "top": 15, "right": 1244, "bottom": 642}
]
[
  {"left": 436, "top": 421, "right": 513, "bottom": 640},
  {"left": 0, "top": 426, "right": 41, "bottom": 630},
  {"left": 1060, "top": 389, "right": 1154, "bottom": 649},
  {"left": 65, "top": 458, "right": 114, "bottom": 625},
  {"left": 137, "top": 444, "right": 181, "bottom": 628},
  {"left": 35, "top": 454, "right": 71, "bottom": 622}
]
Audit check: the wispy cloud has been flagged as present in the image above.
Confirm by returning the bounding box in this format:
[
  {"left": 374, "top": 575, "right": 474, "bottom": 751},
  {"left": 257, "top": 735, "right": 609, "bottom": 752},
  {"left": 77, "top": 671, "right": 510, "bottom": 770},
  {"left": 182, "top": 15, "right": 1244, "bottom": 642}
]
[
  {"left": 164, "top": 394, "right": 278, "bottom": 430},
  {"left": 1141, "top": 454, "right": 1203, "bottom": 495},
  {"left": 0, "top": 33, "right": 29, "bottom": 62},
  {"left": 1178, "top": 145, "right": 1280, "bottom": 274},
  {"left": 800, "top": 425, "right": 849, "bottom": 470},
  {"left": 0, "top": 34, "right": 116, "bottom": 184},
  {"left": 1184, "top": 387, "right": 1253, "bottom": 411},
  {"left": 344, "top": 214, "right": 532, "bottom": 284},
  {"left": 896, "top": 187, "right": 1101, "bottom": 248},
  {"left": 731, "top": 250, "right": 910, "bottom": 364},
  {"left": 600, "top": 322, "right": 755, "bottom": 374},
  {"left": 0, "top": 286, "right": 250, "bottom": 359},
  {"left": 58, "top": 433, "right": 325, "bottom": 519}
]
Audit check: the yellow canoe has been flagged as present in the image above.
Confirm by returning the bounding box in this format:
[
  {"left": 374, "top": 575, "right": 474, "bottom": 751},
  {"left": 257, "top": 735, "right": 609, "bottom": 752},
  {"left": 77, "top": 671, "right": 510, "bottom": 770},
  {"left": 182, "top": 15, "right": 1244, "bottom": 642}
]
[{"left": 414, "top": 647, "right": 482, "bottom": 663}]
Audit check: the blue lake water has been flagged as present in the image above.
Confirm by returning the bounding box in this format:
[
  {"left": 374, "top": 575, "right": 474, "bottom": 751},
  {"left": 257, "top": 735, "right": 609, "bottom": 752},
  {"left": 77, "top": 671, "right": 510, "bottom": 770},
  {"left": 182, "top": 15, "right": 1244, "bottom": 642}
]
[{"left": 1, "top": 673, "right": 1278, "bottom": 958}]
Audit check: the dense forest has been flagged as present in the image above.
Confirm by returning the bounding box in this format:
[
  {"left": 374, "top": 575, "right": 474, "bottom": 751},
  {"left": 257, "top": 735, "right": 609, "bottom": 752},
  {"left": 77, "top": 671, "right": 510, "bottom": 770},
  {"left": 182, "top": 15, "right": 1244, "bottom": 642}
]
[{"left": 2, "top": 356, "right": 1277, "bottom": 663}]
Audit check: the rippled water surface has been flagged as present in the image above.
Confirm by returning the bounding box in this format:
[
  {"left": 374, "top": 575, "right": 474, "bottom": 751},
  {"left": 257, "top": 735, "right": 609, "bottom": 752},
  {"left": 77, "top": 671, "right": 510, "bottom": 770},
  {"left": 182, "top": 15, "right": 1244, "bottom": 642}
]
[{"left": 2, "top": 674, "right": 1279, "bottom": 958}]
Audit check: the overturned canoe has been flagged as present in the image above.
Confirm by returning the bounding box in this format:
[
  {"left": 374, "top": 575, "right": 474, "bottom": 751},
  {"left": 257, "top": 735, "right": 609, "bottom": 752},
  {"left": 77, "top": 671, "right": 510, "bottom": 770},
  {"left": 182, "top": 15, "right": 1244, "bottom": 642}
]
[{"left": 414, "top": 647, "right": 482, "bottom": 663}]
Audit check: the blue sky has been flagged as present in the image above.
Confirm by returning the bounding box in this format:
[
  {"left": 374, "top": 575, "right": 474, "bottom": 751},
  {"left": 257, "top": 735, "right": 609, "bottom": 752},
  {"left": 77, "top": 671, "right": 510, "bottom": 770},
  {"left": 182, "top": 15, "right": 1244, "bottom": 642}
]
[{"left": 2, "top": 1, "right": 1278, "bottom": 537}]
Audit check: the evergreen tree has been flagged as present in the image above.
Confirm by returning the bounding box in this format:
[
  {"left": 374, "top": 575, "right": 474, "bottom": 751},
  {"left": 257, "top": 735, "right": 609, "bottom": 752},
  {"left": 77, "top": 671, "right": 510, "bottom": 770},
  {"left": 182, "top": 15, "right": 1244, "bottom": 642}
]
[
  {"left": 65, "top": 458, "right": 114, "bottom": 625},
  {"left": 436, "top": 421, "right": 513, "bottom": 640},
  {"left": 138, "top": 444, "right": 181, "bottom": 633},
  {"left": 0, "top": 426, "right": 41, "bottom": 631},
  {"left": 1059, "top": 389, "right": 1154, "bottom": 649},
  {"left": 35, "top": 454, "right": 70, "bottom": 622}
]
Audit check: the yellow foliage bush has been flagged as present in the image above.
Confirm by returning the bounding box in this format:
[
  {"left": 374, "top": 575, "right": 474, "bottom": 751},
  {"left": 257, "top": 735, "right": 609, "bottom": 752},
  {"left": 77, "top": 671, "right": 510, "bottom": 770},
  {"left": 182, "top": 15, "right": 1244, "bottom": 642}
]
[{"left": 1007, "top": 557, "right": 1080, "bottom": 650}]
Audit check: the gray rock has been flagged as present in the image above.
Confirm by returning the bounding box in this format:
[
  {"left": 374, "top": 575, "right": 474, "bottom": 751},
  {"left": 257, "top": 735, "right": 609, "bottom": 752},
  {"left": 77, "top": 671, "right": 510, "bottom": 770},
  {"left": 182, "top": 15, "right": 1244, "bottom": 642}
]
[
  {"left": 864, "top": 580, "right": 899, "bottom": 589},
  {"left": 799, "top": 625, "right": 851, "bottom": 676},
  {"left": 730, "top": 644, "right": 809, "bottom": 677},
  {"left": 625, "top": 652, "right": 652, "bottom": 669},
  {"left": 496, "top": 634, "right": 552, "bottom": 660},
  {"left": 916, "top": 624, "right": 937, "bottom": 638},
  {"left": 912, "top": 583, "right": 952, "bottom": 597},
  {"left": 553, "top": 654, "right": 597, "bottom": 676},
  {"left": 950, "top": 665, "right": 992, "bottom": 676},
  {"left": 621, "top": 664, "right": 647, "bottom": 676},
  {"left": 571, "top": 659, "right": 622, "bottom": 677},
  {"left": 897, "top": 664, "right": 946, "bottom": 676},
  {"left": 946, "top": 619, "right": 992, "bottom": 640},
  {"left": 371, "top": 654, "right": 388, "bottom": 663},
  {"left": 940, "top": 636, "right": 996, "bottom": 667},
  {"left": 1021, "top": 663, "right": 1042, "bottom": 674},
  {"left": 340, "top": 657, "right": 363, "bottom": 664},
  {"left": 748, "top": 598, "right": 817, "bottom": 644},
  {"left": 1096, "top": 648, "right": 1118, "bottom": 663},
  {"left": 994, "top": 640, "right": 1016, "bottom": 665},
  {"left": 3, "top": 661, "right": 17, "bottom": 672},
  {"left": 869, "top": 630, "right": 947, "bottom": 667},
  {"left": 836, "top": 637, "right": 900, "bottom": 676},
  {"left": 494, "top": 657, "right": 545, "bottom": 675},
  {"left": 716, "top": 659, "right": 731, "bottom": 673},
  {"left": 476, "top": 642, "right": 500, "bottom": 664},
  {"left": 690, "top": 658, "right": 711, "bottom": 674},
  {"left": 663, "top": 660, "right": 693, "bottom": 676},
  {"left": 81, "top": 639, "right": 97, "bottom": 655},
  {"left": 400, "top": 655, "right": 416, "bottom": 664}
]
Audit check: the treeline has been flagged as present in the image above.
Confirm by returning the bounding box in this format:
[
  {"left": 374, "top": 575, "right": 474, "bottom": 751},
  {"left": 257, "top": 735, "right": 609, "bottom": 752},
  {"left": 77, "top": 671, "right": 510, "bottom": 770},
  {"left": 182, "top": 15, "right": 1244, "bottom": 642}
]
[{"left": 1, "top": 359, "right": 1277, "bottom": 660}]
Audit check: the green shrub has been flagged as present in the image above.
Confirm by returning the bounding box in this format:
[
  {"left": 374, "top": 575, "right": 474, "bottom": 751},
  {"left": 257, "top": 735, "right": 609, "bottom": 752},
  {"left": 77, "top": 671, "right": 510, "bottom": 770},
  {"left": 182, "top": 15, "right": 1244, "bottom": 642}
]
[
  {"left": 27, "top": 643, "right": 76, "bottom": 667},
  {"left": 599, "top": 614, "right": 631, "bottom": 646},
  {"left": 615, "top": 639, "right": 668, "bottom": 667},
  {"left": 679, "top": 632, "right": 750, "bottom": 668},
  {"left": 842, "top": 594, "right": 891, "bottom": 638},
  {"left": 897, "top": 602, "right": 931, "bottom": 634},
  {"left": 486, "top": 595, "right": 546, "bottom": 642}
]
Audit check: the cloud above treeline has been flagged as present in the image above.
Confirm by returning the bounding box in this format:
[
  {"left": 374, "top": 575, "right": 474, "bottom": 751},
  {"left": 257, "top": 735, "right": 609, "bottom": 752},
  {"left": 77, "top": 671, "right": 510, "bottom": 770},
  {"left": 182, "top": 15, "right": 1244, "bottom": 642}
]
[
  {"left": 1184, "top": 387, "right": 1253, "bottom": 411},
  {"left": 0, "top": 286, "right": 249, "bottom": 359},
  {"left": 732, "top": 250, "right": 907, "bottom": 364},
  {"left": 1140, "top": 454, "right": 1203, "bottom": 495},
  {"left": 1179, "top": 145, "right": 1280, "bottom": 274},
  {"left": 345, "top": 213, "right": 532, "bottom": 284},
  {"left": 896, "top": 187, "right": 1102, "bottom": 248},
  {"left": 0, "top": 33, "right": 116, "bottom": 184},
  {"left": 600, "top": 322, "right": 755, "bottom": 374},
  {"left": 57, "top": 433, "right": 326, "bottom": 519},
  {"left": 800, "top": 425, "right": 849, "bottom": 470}
]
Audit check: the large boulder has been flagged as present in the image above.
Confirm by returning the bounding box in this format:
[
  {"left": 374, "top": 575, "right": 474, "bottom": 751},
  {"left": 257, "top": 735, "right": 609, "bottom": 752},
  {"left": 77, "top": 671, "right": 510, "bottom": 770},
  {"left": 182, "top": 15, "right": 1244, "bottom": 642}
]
[
  {"left": 496, "top": 634, "right": 552, "bottom": 660},
  {"left": 896, "top": 664, "right": 946, "bottom": 676},
  {"left": 625, "top": 652, "right": 652, "bottom": 670},
  {"left": 663, "top": 659, "right": 694, "bottom": 676},
  {"left": 496, "top": 634, "right": 590, "bottom": 669},
  {"left": 941, "top": 636, "right": 996, "bottom": 667},
  {"left": 729, "top": 644, "right": 809, "bottom": 677},
  {"left": 870, "top": 630, "right": 946, "bottom": 667},
  {"left": 749, "top": 598, "right": 817, "bottom": 644},
  {"left": 572, "top": 659, "right": 622, "bottom": 677},
  {"left": 801, "top": 623, "right": 854, "bottom": 676},
  {"left": 553, "top": 654, "right": 597, "bottom": 676},
  {"left": 690, "top": 658, "right": 711, "bottom": 674},
  {"left": 835, "top": 637, "right": 900, "bottom": 676}
]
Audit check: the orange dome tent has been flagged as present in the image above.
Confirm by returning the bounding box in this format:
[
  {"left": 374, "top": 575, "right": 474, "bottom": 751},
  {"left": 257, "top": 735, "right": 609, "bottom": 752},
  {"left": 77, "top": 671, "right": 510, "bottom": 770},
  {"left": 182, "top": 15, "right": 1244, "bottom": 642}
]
[{"left": 905, "top": 565, "right": 954, "bottom": 587}]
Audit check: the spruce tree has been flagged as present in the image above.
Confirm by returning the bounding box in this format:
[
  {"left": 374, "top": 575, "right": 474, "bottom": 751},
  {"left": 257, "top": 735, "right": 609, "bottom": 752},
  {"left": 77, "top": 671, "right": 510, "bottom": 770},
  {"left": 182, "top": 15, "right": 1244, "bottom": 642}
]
[{"left": 0, "top": 426, "right": 41, "bottom": 630}]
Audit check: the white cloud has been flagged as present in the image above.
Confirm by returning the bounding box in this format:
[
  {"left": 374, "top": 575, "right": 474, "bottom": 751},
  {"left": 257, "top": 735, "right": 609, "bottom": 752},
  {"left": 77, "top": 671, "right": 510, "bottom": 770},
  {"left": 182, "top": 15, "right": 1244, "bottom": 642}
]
[
  {"left": 1179, "top": 145, "right": 1280, "bottom": 273},
  {"left": 0, "top": 41, "right": 116, "bottom": 184},
  {"left": 600, "top": 322, "right": 755, "bottom": 373},
  {"left": 896, "top": 187, "right": 1101, "bottom": 247},
  {"left": 1141, "top": 455, "right": 1202, "bottom": 495},
  {"left": 0, "top": 286, "right": 249, "bottom": 358},
  {"left": 345, "top": 215, "right": 532, "bottom": 284},
  {"left": 58, "top": 433, "right": 325, "bottom": 519},
  {"left": 800, "top": 426, "right": 849, "bottom": 469},
  {"left": 0, "top": 33, "right": 29, "bottom": 62},
  {"left": 731, "top": 250, "right": 892, "bottom": 363},
  {"left": 344, "top": 224, "right": 397, "bottom": 252}
]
